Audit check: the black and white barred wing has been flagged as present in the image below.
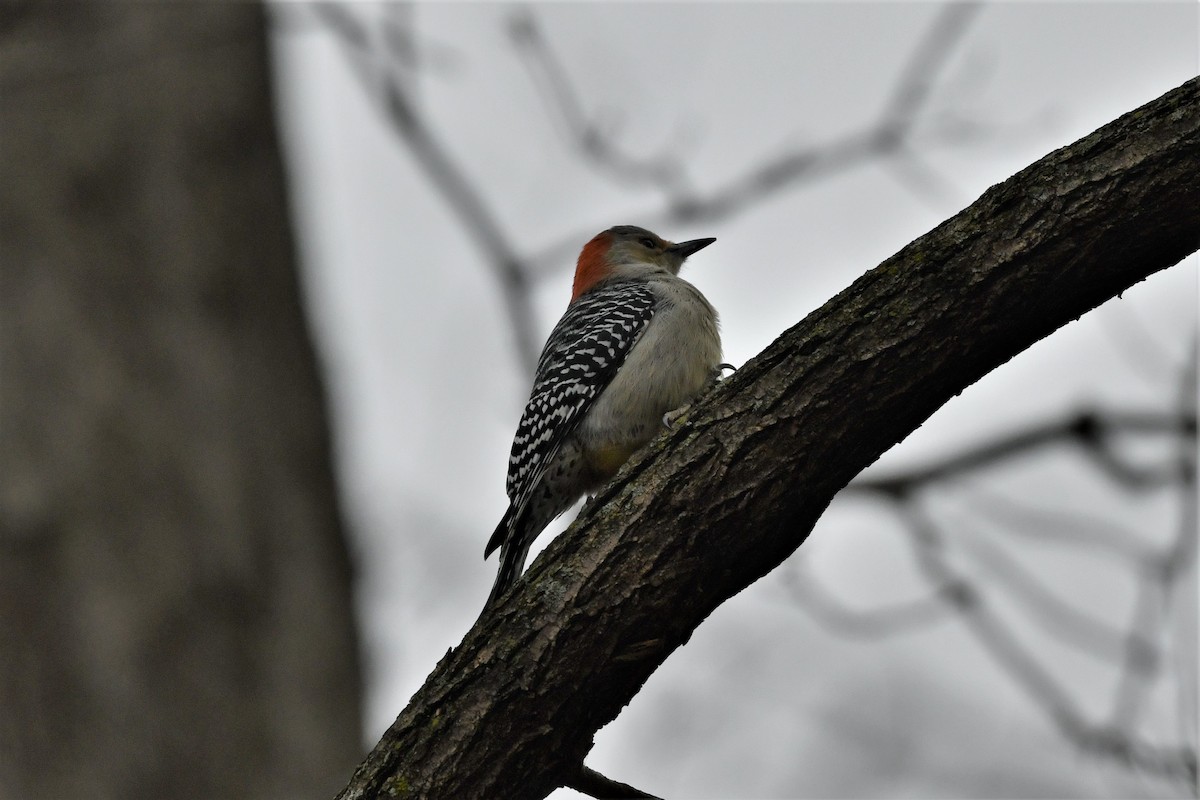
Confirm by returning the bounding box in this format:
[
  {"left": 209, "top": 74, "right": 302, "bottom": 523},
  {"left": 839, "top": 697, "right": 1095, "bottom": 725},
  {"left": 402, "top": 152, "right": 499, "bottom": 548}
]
[{"left": 504, "top": 281, "right": 656, "bottom": 514}]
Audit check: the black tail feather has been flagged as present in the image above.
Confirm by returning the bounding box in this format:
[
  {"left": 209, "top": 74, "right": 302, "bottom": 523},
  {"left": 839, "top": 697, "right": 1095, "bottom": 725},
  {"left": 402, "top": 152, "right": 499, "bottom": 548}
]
[
  {"left": 485, "top": 538, "right": 530, "bottom": 608},
  {"left": 484, "top": 505, "right": 514, "bottom": 559},
  {"left": 484, "top": 505, "right": 528, "bottom": 608}
]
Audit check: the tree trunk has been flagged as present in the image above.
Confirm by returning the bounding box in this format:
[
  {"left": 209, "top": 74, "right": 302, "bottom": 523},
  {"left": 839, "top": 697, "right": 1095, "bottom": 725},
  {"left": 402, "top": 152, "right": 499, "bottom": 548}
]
[
  {"left": 337, "top": 77, "right": 1200, "bottom": 799},
  {"left": 0, "top": 5, "right": 362, "bottom": 798}
]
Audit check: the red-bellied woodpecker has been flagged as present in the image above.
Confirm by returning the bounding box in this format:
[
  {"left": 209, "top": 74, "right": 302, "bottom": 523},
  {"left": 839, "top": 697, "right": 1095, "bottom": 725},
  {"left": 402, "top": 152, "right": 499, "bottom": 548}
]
[{"left": 484, "top": 225, "right": 722, "bottom": 607}]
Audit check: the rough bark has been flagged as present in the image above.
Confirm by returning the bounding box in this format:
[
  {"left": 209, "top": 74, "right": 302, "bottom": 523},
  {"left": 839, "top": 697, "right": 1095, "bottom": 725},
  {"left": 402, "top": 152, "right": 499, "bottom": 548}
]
[
  {"left": 337, "top": 76, "right": 1200, "bottom": 800},
  {"left": 0, "top": 5, "right": 362, "bottom": 798}
]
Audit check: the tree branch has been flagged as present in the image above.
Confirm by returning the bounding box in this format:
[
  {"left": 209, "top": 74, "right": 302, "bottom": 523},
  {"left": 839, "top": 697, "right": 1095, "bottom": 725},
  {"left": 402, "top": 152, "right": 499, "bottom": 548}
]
[
  {"left": 336, "top": 77, "right": 1200, "bottom": 800},
  {"left": 782, "top": 564, "right": 960, "bottom": 638},
  {"left": 520, "top": 2, "right": 987, "bottom": 276},
  {"left": 507, "top": 8, "right": 694, "bottom": 200},
  {"left": 304, "top": 2, "right": 542, "bottom": 374},
  {"left": 793, "top": 390, "right": 1195, "bottom": 786},
  {"left": 563, "top": 765, "right": 662, "bottom": 800},
  {"left": 901, "top": 502, "right": 1197, "bottom": 789},
  {"left": 844, "top": 408, "right": 1196, "bottom": 495}
]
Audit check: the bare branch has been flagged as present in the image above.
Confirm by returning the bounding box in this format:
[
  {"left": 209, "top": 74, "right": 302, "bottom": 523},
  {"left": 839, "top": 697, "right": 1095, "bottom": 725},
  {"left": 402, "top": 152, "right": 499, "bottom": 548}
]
[
  {"left": 1159, "top": 337, "right": 1199, "bottom": 751},
  {"left": 1108, "top": 572, "right": 1163, "bottom": 731},
  {"left": 878, "top": 2, "right": 983, "bottom": 130},
  {"left": 821, "top": 389, "right": 1196, "bottom": 784},
  {"left": 564, "top": 765, "right": 662, "bottom": 800},
  {"left": 810, "top": 356, "right": 1198, "bottom": 787},
  {"left": 845, "top": 409, "right": 1195, "bottom": 495},
  {"left": 523, "top": 3, "right": 988, "bottom": 276},
  {"left": 295, "top": 2, "right": 1004, "bottom": 373},
  {"left": 957, "top": 531, "right": 1147, "bottom": 663},
  {"left": 880, "top": 143, "right": 963, "bottom": 210},
  {"left": 781, "top": 564, "right": 959, "bottom": 638},
  {"left": 305, "top": 2, "right": 542, "bottom": 374},
  {"left": 961, "top": 483, "right": 1159, "bottom": 563},
  {"left": 507, "top": 8, "right": 693, "bottom": 199},
  {"left": 903, "top": 503, "right": 1197, "bottom": 790},
  {"left": 903, "top": 503, "right": 1084, "bottom": 723}
]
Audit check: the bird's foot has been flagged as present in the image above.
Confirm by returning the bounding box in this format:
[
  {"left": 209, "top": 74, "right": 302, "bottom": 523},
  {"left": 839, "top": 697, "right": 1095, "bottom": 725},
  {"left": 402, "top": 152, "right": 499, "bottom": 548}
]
[{"left": 662, "top": 404, "right": 692, "bottom": 430}]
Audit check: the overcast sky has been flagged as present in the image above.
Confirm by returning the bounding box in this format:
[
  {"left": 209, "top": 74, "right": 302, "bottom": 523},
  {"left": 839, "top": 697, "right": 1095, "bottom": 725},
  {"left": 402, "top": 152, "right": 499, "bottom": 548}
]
[{"left": 270, "top": 3, "right": 1197, "bottom": 796}]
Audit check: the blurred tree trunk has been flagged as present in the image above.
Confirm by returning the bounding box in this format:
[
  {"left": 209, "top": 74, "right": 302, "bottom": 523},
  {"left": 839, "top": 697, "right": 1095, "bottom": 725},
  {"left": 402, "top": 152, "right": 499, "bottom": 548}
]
[{"left": 0, "top": 4, "right": 362, "bottom": 799}]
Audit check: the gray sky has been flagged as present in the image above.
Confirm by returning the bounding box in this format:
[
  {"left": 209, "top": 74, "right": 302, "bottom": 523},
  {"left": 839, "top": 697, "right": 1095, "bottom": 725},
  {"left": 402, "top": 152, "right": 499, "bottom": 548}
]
[{"left": 271, "top": 3, "right": 1197, "bottom": 796}]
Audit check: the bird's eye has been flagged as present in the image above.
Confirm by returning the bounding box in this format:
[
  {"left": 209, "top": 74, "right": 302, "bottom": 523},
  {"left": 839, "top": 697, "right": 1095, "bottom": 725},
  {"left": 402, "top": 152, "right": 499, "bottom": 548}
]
[{"left": 639, "top": 237, "right": 657, "bottom": 249}]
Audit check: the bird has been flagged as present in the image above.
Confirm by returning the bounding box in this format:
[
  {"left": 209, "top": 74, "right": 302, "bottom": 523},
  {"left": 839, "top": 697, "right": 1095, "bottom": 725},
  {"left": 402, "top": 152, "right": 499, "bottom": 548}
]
[{"left": 484, "top": 224, "right": 722, "bottom": 607}]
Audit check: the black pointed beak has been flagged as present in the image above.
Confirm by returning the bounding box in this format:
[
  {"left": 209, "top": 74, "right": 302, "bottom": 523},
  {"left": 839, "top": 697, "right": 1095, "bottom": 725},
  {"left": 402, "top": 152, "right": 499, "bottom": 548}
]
[{"left": 666, "top": 237, "right": 716, "bottom": 259}]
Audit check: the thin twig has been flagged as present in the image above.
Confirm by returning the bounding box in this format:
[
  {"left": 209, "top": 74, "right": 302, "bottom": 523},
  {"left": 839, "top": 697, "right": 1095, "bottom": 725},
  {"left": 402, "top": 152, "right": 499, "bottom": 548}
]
[
  {"left": 307, "top": 2, "right": 542, "bottom": 374},
  {"left": 901, "top": 502, "right": 1196, "bottom": 789},
  {"left": 1160, "top": 335, "right": 1199, "bottom": 764},
  {"left": 564, "top": 764, "right": 663, "bottom": 800},
  {"left": 508, "top": 8, "right": 693, "bottom": 199},
  {"left": 955, "top": 530, "right": 1150, "bottom": 664},
  {"left": 782, "top": 563, "right": 958, "bottom": 638},
  {"left": 813, "top": 395, "right": 1197, "bottom": 789},
  {"left": 959, "top": 481, "right": 1157, "bottom": 564},
  {"left": 845, "top": 409, "right": 1195, "bottom": 494},
  {"left": 878, "top": 2, "right": 983, "bottom": 130},
  {"left": 522, "top": 2, "right": 988, "bottom": 276},
  {"left": 1108, "top": 571, "right": 1162, "bottom": 731}
]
